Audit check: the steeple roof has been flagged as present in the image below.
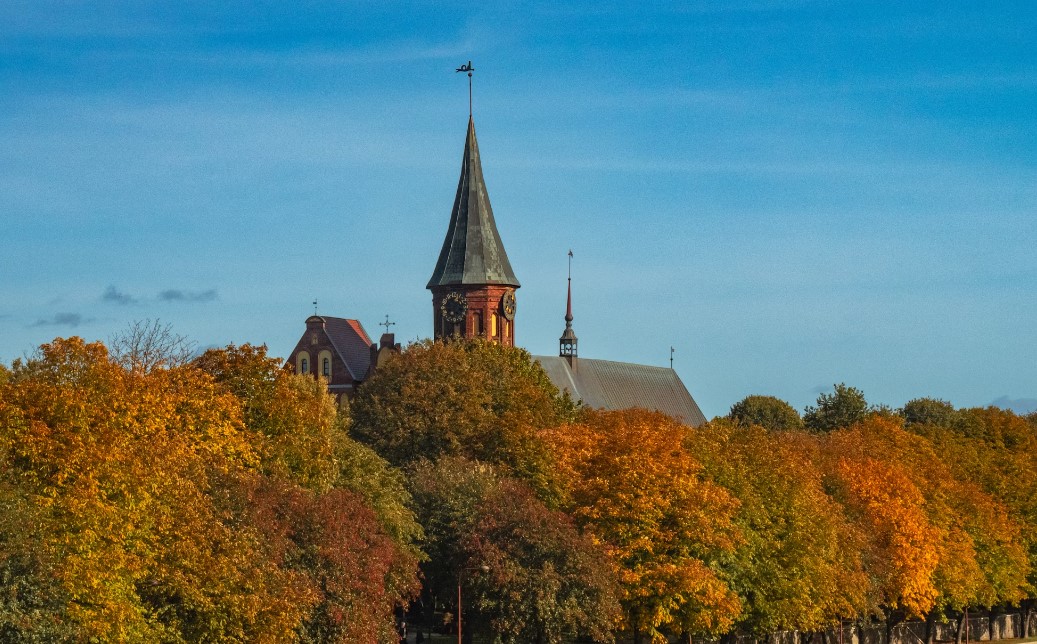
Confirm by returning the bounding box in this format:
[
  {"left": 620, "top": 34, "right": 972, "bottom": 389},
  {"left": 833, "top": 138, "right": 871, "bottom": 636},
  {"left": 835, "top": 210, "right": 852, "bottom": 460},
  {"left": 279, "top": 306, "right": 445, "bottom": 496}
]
[{"left": 427, "top": 117, "right": 520, "bottom": 289}]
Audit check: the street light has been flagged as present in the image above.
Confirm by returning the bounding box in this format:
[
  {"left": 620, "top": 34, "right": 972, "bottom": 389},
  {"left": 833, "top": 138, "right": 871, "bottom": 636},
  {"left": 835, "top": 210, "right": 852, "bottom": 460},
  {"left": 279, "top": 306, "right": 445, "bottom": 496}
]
[{"left": 458, "top": 564, "right": 490, "bottom": 644}]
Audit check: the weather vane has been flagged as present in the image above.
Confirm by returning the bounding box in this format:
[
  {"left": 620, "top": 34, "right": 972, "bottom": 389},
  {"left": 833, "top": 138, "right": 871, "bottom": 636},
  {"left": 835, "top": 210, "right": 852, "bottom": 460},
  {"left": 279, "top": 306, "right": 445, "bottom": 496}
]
[
  {"left": 456, "top": 60, "right": 475, "bottom": 116},
  {"left": 567, "top": 249, "right": 573, "bottom": 279},
  {"left": 670, "top": 346, "right": 675, "bottom": 369},
  {"left": 313, "top": 299, "right": 318, "bottom": 316}
]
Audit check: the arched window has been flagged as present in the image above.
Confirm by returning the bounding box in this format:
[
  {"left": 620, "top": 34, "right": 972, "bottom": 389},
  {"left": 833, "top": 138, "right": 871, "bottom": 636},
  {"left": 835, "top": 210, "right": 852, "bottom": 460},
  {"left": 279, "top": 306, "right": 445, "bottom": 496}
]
[
  {"left": 318, "top": 349, "right": 333, "bottom": 379},
  {"left": 301, "top": 358, "right": 309, "bottom": 373},
  {"left": 297, "top": 350, "right": 311, "bottom": 375}
]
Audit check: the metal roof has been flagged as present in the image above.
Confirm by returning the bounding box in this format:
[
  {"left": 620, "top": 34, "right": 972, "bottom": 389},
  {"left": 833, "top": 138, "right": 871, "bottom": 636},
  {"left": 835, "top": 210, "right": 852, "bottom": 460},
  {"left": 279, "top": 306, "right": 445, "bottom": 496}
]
[
  {"left": 427, "top": 116, "right": 520, "bottom": 289},
  {"left": 534, "top": 356, "right": 708, "bottom": 427}
]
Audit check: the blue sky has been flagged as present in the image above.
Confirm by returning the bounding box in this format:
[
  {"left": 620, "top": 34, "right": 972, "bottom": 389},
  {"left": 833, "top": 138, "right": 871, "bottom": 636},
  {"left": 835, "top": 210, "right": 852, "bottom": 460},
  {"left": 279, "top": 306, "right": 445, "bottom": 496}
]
[{"left": 2, "top": 1, "right": 1035, "bottom": 417}]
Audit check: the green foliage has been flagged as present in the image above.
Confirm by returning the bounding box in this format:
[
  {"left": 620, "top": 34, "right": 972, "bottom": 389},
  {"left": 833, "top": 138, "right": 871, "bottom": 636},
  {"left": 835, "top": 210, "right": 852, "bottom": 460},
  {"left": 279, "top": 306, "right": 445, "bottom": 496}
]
[
  {"left": 334, "top": 433, "right": 424, "bottom": 554},
  {"left": 351, "top": 339, "right": 570, "bottom": 504},
  {"left": 194, "top": 343, "right": 340, "bottom": 492},
  {"left": 409, "top": 457, "right": 618, "bottom": 643},
  {"left": 803, "top": 383, "right": 869, "bottom": 433},
  {"left": 466, "top": 477, "right": 620, "bottom": 643},
  {"left": 900, "top": 398, "right": 958, "bottom": 428},
  {"left": 729, "top": 395, "right": 804, "bottom": 431},
  {"left": 693, "top": 419, "right": 866, "bottom": 635}
]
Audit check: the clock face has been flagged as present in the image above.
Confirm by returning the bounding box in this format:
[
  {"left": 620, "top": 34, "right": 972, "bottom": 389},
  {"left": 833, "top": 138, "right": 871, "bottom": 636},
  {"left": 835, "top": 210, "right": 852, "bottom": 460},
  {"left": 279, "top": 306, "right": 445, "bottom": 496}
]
[
  {"left": 440, "top": 291, "right": 468, "bottom": 324},
  {"left": 501, "top": 290, "right": 517, "bottom": 321}
]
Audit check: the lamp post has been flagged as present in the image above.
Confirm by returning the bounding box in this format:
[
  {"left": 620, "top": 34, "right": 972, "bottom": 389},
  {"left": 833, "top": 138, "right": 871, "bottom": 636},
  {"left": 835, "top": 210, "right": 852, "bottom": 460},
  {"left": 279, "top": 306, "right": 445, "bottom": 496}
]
[{"left": 458, "top": 564, "right": 490, "bottom": 644}]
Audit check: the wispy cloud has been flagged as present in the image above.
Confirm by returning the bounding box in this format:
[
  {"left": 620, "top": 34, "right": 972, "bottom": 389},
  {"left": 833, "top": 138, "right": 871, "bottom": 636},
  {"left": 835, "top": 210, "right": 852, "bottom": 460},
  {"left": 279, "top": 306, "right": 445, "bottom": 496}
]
[
  {"left": 159, "top": 288, "right": 218, "bottom": 303},
  {"left": 102, "top": 285, "right": 137, "bottom": 305},
  {"left": 31, "top": 312, "right": 88, "bottom": 327}
]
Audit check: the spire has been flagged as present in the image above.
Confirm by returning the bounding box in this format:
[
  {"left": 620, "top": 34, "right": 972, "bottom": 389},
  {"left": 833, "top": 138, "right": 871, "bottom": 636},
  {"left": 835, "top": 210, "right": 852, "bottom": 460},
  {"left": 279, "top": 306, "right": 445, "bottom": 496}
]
[
  {"left": 427, "top": 117, "right": 520, "bottom": 289},
  {"left": 560, "top": 250, "right": 577, "bottom": 361}
]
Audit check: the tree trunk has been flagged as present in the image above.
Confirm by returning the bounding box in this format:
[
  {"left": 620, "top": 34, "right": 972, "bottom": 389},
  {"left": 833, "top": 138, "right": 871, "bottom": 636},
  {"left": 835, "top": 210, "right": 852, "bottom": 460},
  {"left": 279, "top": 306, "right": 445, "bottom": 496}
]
[
  {"left": 1023, "top": 599, "right": 1035, "bottom": 639},
  {"left": 924, "top": 610, "right": 936, "bottom": 644},
  {"left": 681, "top": 632, "right": 693, "bottom": 644},
  {"left": 885, "top": 609, "right": 904, "bottom": 644},
  {"left": 823, "top": 628, "right": 832, "bottom": 644},
  {"left": 955, "top": 609, "right": 969, "bottom": 644}
]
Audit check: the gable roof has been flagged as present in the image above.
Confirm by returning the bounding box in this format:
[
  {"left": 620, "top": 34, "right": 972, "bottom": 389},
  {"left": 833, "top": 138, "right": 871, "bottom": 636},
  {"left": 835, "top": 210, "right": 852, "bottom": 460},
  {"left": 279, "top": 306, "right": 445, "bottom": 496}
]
[
  {"left": 321, "top": 317, "right": 372, "bottom": 381},
  {"left": 534, "top": 356, "right": 708, "bottom": 426},
  {"left": 427, "top": 116, "right": 520, "bottom": 289}
]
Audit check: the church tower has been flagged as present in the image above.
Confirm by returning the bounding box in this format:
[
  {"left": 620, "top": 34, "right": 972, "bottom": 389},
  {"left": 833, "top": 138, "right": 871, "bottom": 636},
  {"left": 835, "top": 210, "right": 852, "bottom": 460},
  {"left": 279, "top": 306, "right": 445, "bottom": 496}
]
[{"left": 427, "top": 116, "right": 520, "bottom": 345}]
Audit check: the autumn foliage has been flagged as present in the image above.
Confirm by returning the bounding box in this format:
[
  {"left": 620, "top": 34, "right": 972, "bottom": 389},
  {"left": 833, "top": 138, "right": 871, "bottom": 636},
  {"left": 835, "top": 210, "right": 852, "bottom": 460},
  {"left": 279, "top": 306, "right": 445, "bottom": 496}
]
[
  {"left": 3, "top": 337, "right": 1037, "bottom": 644},
  {"left": 0, "top": 338, "right": 418, "bottom": 642}
]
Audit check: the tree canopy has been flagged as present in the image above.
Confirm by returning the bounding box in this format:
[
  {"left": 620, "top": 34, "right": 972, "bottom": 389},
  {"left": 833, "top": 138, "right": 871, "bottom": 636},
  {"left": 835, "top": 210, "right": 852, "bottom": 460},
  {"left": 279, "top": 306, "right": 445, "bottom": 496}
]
[
  {"left": 729, "top": 395, "right": 804, "bottom": 431},
  {"left": 5, "top": 333, "right": 1037, "bottom": 644},
  {"left": 803, "top": 383, "right": 870, "bottom": 432}
]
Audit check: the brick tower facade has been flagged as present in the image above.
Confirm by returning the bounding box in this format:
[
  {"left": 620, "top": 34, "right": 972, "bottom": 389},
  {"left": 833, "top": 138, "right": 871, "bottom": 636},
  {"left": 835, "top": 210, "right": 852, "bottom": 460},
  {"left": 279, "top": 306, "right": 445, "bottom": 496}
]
[{"left": 427, "top": 117, "right": 520, "bottom": 345}]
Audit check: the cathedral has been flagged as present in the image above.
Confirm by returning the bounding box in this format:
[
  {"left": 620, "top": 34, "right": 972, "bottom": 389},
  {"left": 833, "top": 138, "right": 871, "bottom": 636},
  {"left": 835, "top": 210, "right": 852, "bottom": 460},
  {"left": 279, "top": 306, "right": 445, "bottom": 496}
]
[{"left": 285, "top": 115, "right": 706, "bottom": 426}]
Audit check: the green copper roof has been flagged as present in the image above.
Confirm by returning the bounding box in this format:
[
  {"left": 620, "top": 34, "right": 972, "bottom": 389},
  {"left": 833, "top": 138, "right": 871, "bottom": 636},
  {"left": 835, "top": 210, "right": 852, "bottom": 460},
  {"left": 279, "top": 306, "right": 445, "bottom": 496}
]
[{"left": 427, "top": 117, "right": 520, "bottom": 289}]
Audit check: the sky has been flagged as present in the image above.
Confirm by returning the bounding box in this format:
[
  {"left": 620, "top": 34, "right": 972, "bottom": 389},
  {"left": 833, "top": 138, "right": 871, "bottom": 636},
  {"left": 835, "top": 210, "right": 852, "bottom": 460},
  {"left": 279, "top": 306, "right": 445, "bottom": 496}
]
[{"left": 1, "top": 1, "right": 1035, "bottom": 418}]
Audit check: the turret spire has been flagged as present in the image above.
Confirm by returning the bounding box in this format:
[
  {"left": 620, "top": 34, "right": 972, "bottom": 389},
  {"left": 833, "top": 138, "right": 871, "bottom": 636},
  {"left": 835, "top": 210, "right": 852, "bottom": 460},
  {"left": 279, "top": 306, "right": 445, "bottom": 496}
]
[{"left": 560, "top": 250, "right": 578, "bottom": 362}]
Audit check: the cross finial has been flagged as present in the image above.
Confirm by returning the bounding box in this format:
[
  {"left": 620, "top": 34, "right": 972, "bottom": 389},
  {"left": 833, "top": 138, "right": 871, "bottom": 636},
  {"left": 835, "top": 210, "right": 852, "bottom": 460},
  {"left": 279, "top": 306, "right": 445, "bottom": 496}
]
[
  {"left": 313, "top": 299, "right": 318, "bottom": 316},
  {"left": 379, "top": 314, "right": 396, "bottom": 334},
  {"left": 456, "top": 60, "right": 475, "bottom": 117}
]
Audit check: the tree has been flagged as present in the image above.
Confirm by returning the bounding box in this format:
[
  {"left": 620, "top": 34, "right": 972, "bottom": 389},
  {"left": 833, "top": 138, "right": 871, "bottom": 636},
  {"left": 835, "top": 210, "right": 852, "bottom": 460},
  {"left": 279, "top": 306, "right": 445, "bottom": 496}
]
[
  {"left": 467, "top": 478, "right": 620, "bottom": 643},
  {"left": 906, "top": 406, "right": 1037, "bottom": 638},
  {"left": 900, "top": 398, "right": 957, "bottom": 428},
  {"left": 1, "top": 337, "right": 422, "bottom": 642},
  {"left": 409, "top": 457, "right": 619, "bottom": 643},
  {"left": 351, "top": 339, "right": 574, "bottom": 503},
  {"left": 817, "top": 415, "right": 1029, "bottom": 643},
  {"left": 108, "top": 319, "right": 196, "bottom": 374},
  {"left": 543, "top": 409, "right": 742, "bottom": 643},
  {"left": 241, "top": 477, "right": 420, "bottom": 644},
  {"left": 691, "top": 420, "right": 867, "bottom": 637},
  {"left": 194, "top": 343, "right": 341, "bottom": 492},
  {"left": 821, "top": 441, "right": 941, "bottom": 622},
  {"left": 0, "top": 337, "right": 311, "bottom": 641},
  {"left": 803, "top": 383, "right": 869, "bottom": 432},
  {"left": 194, "top": 343, "right": 424, "bottom": 622},
  {"left": 728, "top": 395, "right": 804, "bottom": 431}
]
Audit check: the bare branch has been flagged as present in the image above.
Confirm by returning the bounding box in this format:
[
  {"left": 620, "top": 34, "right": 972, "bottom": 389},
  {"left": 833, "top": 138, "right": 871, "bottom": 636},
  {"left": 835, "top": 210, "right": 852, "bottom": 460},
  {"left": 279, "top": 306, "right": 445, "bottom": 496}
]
[{"left": 109, "top": 319, "right": 196, "bottom": 373}]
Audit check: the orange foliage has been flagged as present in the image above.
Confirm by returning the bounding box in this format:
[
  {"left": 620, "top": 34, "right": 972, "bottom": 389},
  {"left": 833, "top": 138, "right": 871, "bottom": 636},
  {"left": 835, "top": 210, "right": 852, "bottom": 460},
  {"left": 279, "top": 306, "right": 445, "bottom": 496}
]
[{"left": 543, "top": 408, "right": 741, "bottom": 641}]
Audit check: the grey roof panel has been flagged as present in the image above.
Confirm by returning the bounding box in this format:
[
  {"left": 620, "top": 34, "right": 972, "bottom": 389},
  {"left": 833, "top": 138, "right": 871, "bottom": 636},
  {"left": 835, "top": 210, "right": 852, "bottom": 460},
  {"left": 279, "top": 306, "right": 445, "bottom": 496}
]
[
  {"left": 427, "top": 117, "right": 520, "bottom": 289},
  {"left": 534, "top": 356, "right": 707, "bottom": 426}
]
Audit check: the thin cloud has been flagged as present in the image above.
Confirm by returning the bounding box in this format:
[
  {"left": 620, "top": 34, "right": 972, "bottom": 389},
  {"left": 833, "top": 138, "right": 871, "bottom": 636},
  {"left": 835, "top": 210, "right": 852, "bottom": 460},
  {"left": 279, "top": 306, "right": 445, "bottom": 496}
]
[
  {"left": 31, "top": 312, "right": 88, "bottom": 328},
  {"left": 159, "top": 288, "right": 218, "bottom": 303},
  {"left": 990, "top": 396, "right": 1037, "bottom": 415},
  {"left": 102, "top": 285, "right": 137, "bottom": 305}
]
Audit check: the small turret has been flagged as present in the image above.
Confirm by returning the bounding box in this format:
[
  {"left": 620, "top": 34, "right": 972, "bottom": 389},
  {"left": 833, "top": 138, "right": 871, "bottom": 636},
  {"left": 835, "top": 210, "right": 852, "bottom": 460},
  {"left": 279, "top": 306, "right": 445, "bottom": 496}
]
[{"left": 559, "top": 250, "right": 578, "bottom": 366}]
